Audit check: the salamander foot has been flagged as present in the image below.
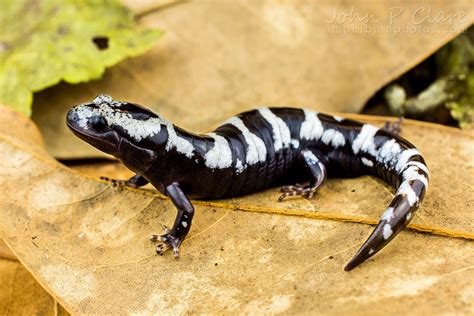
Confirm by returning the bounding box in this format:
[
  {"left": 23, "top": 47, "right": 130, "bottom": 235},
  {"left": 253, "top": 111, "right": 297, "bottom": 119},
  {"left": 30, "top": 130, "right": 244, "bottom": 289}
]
[
  {"left": 100, "top": 176, "right": 138, "bottom": 188},
  {"left": 383, "top": 117, "right": 404, "bottom": 135},
  {"left": 100, "top": 174, "right": 149, "bottom": 189},
  {"left": 150, "top": 230, "right": 181, "bottom": 259},
  {"left": 278, "top": 183, "right": 319, "bottom": 201},
  {"left": 278, "top": 149, "right": 328, "bottom": 202}
]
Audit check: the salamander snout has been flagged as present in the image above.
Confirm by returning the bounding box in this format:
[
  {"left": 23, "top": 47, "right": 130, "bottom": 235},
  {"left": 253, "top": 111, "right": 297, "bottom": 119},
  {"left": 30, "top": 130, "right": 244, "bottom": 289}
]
[{"left": 66, "top": 104, "right": 121, "bottom": 156}]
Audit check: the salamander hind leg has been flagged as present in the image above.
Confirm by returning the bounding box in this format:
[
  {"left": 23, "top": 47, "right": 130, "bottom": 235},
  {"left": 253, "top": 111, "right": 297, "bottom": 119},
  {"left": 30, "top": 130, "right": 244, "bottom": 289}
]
[
  {"left": 279, "top": 150, "right": 328, "bottom": 202},
  {"left": 150, "top": 183, "right": 194, "bottom": 259},
  {"left": 383, "top": 117, "right": 404, "bottom": 135}
]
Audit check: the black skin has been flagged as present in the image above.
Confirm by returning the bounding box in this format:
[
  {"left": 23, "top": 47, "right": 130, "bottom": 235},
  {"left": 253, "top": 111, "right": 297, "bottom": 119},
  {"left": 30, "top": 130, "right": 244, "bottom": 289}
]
[
  {"left": 67, "top": 102, "right": 421, "bottom": 270},
  {"left": 98, "top": 117, "right": 403, "bottom": 261}
]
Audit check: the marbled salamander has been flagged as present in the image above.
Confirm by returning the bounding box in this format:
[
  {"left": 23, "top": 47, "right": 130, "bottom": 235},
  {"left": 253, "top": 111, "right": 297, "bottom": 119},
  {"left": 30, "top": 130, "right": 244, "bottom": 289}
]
[{"left": 66, "top": 95, "right": 429, "bottom": 271}]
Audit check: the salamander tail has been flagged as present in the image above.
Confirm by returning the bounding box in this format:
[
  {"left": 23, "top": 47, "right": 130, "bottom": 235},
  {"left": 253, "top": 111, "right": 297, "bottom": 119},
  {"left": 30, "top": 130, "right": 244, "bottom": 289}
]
[
  {"left": 344, "top": 208, "right": 407, "bottom": 271},
  {"left": 344, "top": 221, "right": 387, "bottom": 271},
  {"left": 345, "top": 159, "right": 429, "bottom": 271}
]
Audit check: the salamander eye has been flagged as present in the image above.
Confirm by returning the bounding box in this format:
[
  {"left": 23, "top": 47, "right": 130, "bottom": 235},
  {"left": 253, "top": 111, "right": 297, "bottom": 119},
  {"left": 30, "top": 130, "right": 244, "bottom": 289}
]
[{"left": 89, "top": 115, "right": 109, "bottom": 132}]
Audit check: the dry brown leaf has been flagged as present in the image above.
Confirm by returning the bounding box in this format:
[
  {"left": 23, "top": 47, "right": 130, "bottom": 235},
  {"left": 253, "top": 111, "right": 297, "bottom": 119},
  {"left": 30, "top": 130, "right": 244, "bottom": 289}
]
[
  {"left": 1, "top": 105, "right": 473, "bottom": 314},
  {"left": 0, "top": 239, "right": 16, "bottom": 261},
  {"left": 0, "top": 240, "right": 70, "bottom": 316},
  {"left": 0, "top": 112, "right": 69, "bottom": 315},
  {"left": 32, "top": 0, "right": 473, "bottom": 158},
  {"left": 0, "top": 259, "right": 56, "bottom": 315}
]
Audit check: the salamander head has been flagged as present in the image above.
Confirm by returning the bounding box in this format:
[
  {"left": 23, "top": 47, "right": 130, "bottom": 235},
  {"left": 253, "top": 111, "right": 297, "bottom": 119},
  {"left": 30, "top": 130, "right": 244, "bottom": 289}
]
[{"left": 66, "top": 94, "right": 166, "bottom": 156}]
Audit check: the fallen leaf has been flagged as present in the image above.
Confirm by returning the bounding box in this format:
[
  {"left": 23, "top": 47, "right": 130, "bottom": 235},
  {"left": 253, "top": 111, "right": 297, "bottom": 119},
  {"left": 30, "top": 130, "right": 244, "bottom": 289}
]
[
  {"left": 0, "top": 0, "right": 162, "bottom": 116},
  {"left": 0, "top": 239, "right": 16, "bottom": 262},
  {"left": 0, "top": 105, "right": 473, "bottom": 314},
  {"left": 0, "top": 108, "right": 69, "bottom": 314},
  {"left": 31, "top": 0, "right": 473, "bottom": 158},
  {"left": 0, "top": 240, "right": 70, "bottom": 315}
]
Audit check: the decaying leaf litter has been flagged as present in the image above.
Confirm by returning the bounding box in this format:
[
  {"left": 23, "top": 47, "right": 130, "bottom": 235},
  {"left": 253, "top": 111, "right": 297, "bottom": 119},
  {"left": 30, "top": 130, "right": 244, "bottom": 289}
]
[
  {"left": 0, "top": 0, "right": 473, "bottom": 314},
  {"left": 0, "top": 239, "right": 70, "bottom": 316}
]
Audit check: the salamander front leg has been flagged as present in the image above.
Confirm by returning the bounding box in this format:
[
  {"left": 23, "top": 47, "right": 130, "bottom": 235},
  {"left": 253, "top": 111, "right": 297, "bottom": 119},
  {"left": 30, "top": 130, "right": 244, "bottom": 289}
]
[
  {"left": 150, "top": 183, "right": 194, "bottom": 258},
  {"left": 279, "top": 150, "right": 327, "bottom": 202},
  {"left": 100, "top": 174, "right": 149, "bottom": 188}
]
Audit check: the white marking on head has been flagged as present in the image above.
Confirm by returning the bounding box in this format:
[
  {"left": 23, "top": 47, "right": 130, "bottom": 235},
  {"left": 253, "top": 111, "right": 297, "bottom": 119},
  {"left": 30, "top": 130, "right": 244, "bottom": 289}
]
[
  {"left": 74, "top": 100, "right": 162, "bottom": 142},
  {"left": 92, "top": 94, "right": 125, "bottom": 107},
  {"left": 224, "top": 117, "right": 267, "bottom": 164},
  {"left": 396, "top": 181, "right": 419, "bottom": 207},
  {"left": 361, "top": 157, "right": 374, "bottom": 167},
  {"left": 333, "top": 115, "right": 344, "bottom": 122},
  {"left": 164, "top": 122, "right": 194, "bottom": 158},
  {"left": 352, "top": 124, "right": 379, "bottom": 155},
  {"left": 368, "top": 248, "right": 375, "bottom": 255},
  {"left": 300, "top": 109, "right": 324, "bottom": 141},
  {"left": 383, "top": 224, "right": 393, "bottom": 240},
  {"left": 321, "top": 129, "right": 346, "bottom": 148},
  {"left": 204, "top": 133, "right": 233, "bottom": 169},
  {"left": 258, "top": 108, "right": 291, "bottom": 151},
  {"left": 75, "top": 106, "right": 96, "bottom": 129},
  {"left": 93, "top": 94, "right": 112, "bottom": 105},
  {"left": 406, "top": 212, "right": 412, "bottom": 221},
  {"left": 113, "top": 115, "right": 162, "bottom": 141},
  {"left": 381, "top": 207, "right": 394, "bottom": 222},
  {"left": 181, "top": 221, "right": 188, "bottom": 228}
]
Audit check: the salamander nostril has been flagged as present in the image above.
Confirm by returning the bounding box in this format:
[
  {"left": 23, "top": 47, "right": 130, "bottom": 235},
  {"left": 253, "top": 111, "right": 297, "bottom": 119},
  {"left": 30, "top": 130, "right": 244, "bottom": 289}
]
[{"left": 67, "top": 110, "right": 79, "bottom": 123}]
